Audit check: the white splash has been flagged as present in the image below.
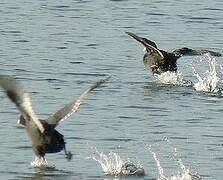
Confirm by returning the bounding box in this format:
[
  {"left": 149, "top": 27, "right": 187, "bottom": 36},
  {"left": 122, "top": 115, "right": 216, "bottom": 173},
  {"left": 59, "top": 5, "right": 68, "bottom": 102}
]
[
  {"left": 147, "top": 139, "right": 203, "bottom": 180},
  {"left": 154, "top": 71, "right": 192, "bottom": 87},
  {"left": 88, "top": 148, "right": 144, "bottom": 176},
  {"left": 90, "top": 150, "right": 123, "bottom": 175},
  {"left": 31, "top": 156, "right": 48, "bottom": 168},
  {"left": 148, "top": 147, "right": 167, "bottom": 180},
  {"left": 192, "top": 54, "right": 220, "bottom": 93},
  {"left": 154, "top": 71, "right": 183, "bottom": 85},
  {"left": 169, "top": 147, "right": 202, "bottom": 180}
]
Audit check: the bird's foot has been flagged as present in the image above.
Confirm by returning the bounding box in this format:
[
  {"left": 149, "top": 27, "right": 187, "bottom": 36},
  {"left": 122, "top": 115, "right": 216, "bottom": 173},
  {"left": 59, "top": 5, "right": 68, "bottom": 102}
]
[{"left": 65, "top": 151, "right": 73, "bottom": 161}]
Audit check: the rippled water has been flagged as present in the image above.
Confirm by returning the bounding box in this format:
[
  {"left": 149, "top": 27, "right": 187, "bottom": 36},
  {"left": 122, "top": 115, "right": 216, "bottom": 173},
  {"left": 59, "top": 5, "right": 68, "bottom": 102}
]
[{"left": 1, "top": 0, "right": 223, "bottom": 180}]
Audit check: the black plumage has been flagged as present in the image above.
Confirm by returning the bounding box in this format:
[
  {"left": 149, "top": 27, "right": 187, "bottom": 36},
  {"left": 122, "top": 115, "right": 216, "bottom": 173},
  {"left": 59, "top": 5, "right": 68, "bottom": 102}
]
[
  {"left": 0, "top": 75, "right": 108, "bottom": 163},
  {"left": 126, "top": 32, "right": 221, "bottom": 75}
]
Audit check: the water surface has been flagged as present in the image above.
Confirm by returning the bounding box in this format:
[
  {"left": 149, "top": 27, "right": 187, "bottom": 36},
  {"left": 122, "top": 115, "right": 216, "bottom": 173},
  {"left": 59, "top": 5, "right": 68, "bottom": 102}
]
[{"left": 0, "top": 0, "right": 223, "bottom": 179}]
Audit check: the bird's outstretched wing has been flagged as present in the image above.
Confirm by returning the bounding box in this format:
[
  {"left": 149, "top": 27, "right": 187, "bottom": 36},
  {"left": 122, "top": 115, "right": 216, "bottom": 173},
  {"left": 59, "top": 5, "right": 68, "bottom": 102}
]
[
  {"left": 172, "top": 47, "right": 221, "bottom": 57},
  {"left": 0, "top": 75, "right": 45, "bottom": 133},
  {"left": 47, "top": 76, "right": 110, "bottom": 127},
  {"left": 126, "top": 32, "right": 164, "bottom": 59}
]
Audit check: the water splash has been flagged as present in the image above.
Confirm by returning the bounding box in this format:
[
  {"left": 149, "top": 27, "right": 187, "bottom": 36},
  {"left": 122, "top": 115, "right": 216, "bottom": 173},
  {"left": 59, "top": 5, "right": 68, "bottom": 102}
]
[
  {"left": 192, "top": 54, "right": 221, "bottom": 93},
  {"left": 154, "top": 71, "right": 192, "bottom": 87},
  {"left": 147, "top": 138, "right": 203, "bottom": 180},
  {"left": 169, "top": 147, "right": 202, "bottom": 180},
  {"left": 148, "top": 146, "right": 167, "bottom": 180},
  {"left": 31, "top": 156, "right": 49, "bottom": 168},
  {"left": 88, "top": 148, "right": 144, "bottom": 176},
  {"left": 90, "top": 150, "right": 123, "bottom": 175}
]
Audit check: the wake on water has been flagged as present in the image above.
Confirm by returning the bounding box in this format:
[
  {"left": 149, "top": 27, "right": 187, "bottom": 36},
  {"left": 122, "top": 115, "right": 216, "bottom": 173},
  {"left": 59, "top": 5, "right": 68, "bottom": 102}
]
[{"left": 154, "top": 53, "right": 222, "bottom": 94}]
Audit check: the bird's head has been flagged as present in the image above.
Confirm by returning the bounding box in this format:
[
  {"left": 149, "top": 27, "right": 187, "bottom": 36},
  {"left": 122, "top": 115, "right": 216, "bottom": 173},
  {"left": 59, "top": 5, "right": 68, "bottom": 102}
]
[{"left": 126, "top": 32, "right": 157, "bottom": 50}]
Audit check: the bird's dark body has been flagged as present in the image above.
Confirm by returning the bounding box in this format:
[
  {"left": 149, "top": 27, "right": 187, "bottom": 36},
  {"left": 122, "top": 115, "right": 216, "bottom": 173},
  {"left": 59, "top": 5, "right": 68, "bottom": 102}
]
[
  {"left": 143, "top": 50, "right": 178, "bottom": 74},
  {"left": 43, "top": 129, "right": 65, "bottom": 154},
  {"left": 0, "top": 75, "right": 108, "bottom": 164},
  {"left": 126, "top": 32, "right": 221, "bottom": 75},
  {"left": 23, "top": 118, "right": 65, "bottom": 157}
]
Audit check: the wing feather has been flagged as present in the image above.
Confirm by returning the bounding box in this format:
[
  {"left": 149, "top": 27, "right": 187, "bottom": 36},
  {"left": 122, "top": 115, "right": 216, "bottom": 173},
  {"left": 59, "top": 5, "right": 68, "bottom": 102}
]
[
  {"left": 126, "top": 31, "right": 164, "bottom": 59},
  {"left": 47, "top": 77, "right": 110, "bottom": 126},
  {"left": 0, "top": 75, "right": 45, "bottom": 133},
  {"left": 172, "top": 47, "right": 221, "bottom": 57}
]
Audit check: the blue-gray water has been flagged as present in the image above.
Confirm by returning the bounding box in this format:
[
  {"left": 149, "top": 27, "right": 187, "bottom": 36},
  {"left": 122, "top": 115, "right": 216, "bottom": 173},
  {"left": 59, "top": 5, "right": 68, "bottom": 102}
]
[{"left": 1, "top": 0, "right": 223, "bottom": 179}]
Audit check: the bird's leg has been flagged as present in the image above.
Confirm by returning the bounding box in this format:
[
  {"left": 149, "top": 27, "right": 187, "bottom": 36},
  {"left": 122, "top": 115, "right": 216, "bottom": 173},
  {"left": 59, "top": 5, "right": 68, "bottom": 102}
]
[
  {"left": 40, "top": 156, "right": 47, "bottom": 164},
  {"left": 64, "top": 145, "right": 72, "bottom": 161},
  {"left": 34, "top": 155, "right": 42, "bottom": 163}
]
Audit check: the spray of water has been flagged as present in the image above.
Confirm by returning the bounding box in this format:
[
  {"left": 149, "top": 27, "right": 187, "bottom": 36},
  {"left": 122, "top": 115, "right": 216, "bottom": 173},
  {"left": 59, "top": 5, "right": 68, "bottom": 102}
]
[
  {"left": 154, "top": 71, "right": 193, "bottom": 87},
  {"left": 170, "top": 148, "right": 202, "bottom": 180},
  {"left": 90, "top": 150, "right": 123, "bottom": 175},
  {"left": 154, "top": 71, "right": 183, "bottom": 85},
  {"left": 88, "top": 147, "right": 144, "bottom": 176},
  {"left": 153, "top": 54, "right": 222, "bottom": 93},
  {"left": 147, "top": 138, "right": 203, "bottom": 180},
  {"left": 192, "top": 54, "right": 220, "bottom": 93},
  {"left": 147, "top": 145, "right": 167, "bottom": 180},
  {"left": 31, "top": 156, "right": 49, "bottom": 168}
]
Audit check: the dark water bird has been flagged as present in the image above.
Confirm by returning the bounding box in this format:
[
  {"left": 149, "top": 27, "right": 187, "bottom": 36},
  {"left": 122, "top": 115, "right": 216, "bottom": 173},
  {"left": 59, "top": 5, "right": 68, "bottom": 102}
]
[
  {"left": 0, "top": 75, "right": 109, "bottom": 165},
  {"left": 126, "top": 32, "right": 221, "bottom": 75}
]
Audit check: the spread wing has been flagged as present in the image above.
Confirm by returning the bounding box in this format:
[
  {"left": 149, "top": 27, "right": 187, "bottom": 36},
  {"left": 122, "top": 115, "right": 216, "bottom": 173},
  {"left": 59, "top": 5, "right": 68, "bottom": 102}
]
[
  {"left": 144, "top": 43, "right": 164, "bottom": 60},
  {"left": 126, "top": 32, "right": 164, "bottom": 59},
  {"left": 0, "top": 75, "right": 45, "bottom": 133},
  {"left": 172, "top": 47, "right": 221, "bottom": 57},
  {"left": 47, "top": 77, "right": 110, "bottom": 127}
]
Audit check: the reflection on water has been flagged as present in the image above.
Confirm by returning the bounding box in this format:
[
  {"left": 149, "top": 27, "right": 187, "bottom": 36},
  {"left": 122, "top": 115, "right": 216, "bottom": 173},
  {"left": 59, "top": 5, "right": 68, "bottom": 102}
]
[{"left": 16, "top": 167, "right": 73, "bottom": 180}]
